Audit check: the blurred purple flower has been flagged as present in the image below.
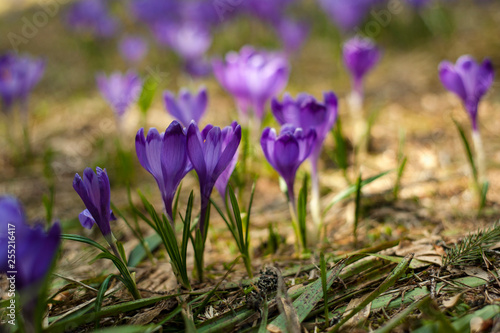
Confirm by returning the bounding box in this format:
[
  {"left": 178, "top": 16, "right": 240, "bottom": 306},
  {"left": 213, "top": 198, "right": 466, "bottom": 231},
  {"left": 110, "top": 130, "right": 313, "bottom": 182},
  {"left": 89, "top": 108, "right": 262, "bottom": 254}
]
[
  {"left": 343, "top": 36, "right": 381, "bottom": 94},
  {"left": 135, "top": 121, "right": 193, "bottom": 222},
  {"left": 119, "top": 35, "right": 148, "bottom": 64},
  {"left": 275, "top": 19, "right": 309, "bottom": 54},
  {"left": 153, "top": 22, "right": 212, "bottom": 61},
  {"left": 163, "top": 87, "right": 208, "bottom": 128},
  {"left": 319, "top": 0, "right": 376, "bottom": 31},
  {"left": 66, "top": 0, "right": 118, "bottom": 38},
  {"left": 242, "top": 0, "right": 296, "bottom": 21},
  {"left": 0, "top": 53, "right": 45, "bottom": 113},
  {"left": 187, "top": 121, "right": 242, "bottom": 233},
  {"left": 129, "top": 0, "right": 178, "bottom": 24},
  {"left": 213, "top": 46, "right": 289, "bottom": 120},
  {"left": 439, "top": 55, "right": 494, "bottom": 130},
  {"left": 73, "top": 167, "right": 116, "bottom": 245},
  {"left": 406, "top": 0, "right": 433, "bottom": 8},
  {"left": 261, "top": 125, "right": 316, "bottom": 206},
  {"left": 0, "top": 196, "right": 61, "bottom": 291},
  {"left": 271, "top": 92, "right": 338, "bottom": 165},
  {"left": 96, "top": 71, "right": 142, "bottom": 118}
]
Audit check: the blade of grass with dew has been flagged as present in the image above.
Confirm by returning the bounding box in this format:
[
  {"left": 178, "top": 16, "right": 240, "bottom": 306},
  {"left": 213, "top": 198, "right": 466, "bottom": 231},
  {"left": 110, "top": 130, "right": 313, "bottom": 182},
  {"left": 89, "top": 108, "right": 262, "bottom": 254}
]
[
  {"left": 270, "top": 259, "right": 347, "bottom": 330},
  {"left": 323, "top": 170, "right": 392, "bottom": 216},
  {"left": 328, "top": 254, "right": 413, "bottom": 332},
  {"left": 354, "top": 173, "right": 362, "bottom": 248}
]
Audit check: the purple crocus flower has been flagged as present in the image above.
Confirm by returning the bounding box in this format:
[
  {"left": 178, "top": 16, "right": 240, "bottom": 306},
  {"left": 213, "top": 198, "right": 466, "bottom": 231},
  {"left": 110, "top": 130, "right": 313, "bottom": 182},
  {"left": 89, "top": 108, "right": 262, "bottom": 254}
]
[
  {"left": 242, "top": 0, "right": 295, "bottom": 22},
  {"left": 186, "top": 121, "right": 242, "bottom": 233},
  {"left": 213, "top": 46, "right": 289, "bottom": 121},
  {"left": 73, "top": 167, "right": 117, "bottom": 245},
  {"left": 0, "top": 53, "right": 45, "bottom": 113},
  {"left": 261, "top": 125, "right": 316, "bottom": 207},
  {"left": 119, "top": 35, "right": 148, "bottom": 64},
  {"left": 343, "top": 36, "right": 381, "bottom": 95},
  {"left": 272, "top": 92, "right": 338, "bottom": 169},
  {"left": 319, "top": 0, "right": 376, "bottom": 31},
  {"left": 275, "top": 19, "right": 309, "bottom": 54},
  {"left": 163, "top": 87, "right": 208, "bottom": 128},
  {"left": 66, "top": 0, "right": 118, "bottom": 38},
  {"left": 96, "top": 71, "right": 142, "bottom": 119},
  {"left": 438, "top": 55, "right": 494, "bottom": 131},
  {"left": 0, "top": 196, "right": 61, "bottom": 291},
  {"left": 136, "top": 121, "right": 193, "bottom": 222},
  {"left": 209, "top": 121, "right": 240, "bottom": 199},
  {"left": 153, "top": 22, "right": 212, "bottom": 61}
]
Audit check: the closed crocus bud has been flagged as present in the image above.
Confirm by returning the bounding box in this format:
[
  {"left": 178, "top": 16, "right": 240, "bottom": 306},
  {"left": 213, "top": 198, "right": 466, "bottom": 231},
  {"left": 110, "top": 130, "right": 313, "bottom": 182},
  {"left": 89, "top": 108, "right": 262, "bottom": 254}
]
[
  {"left": 275, "top": 19, "right": 310, "bottom": 54},
  {"left": 438, "top": 55, "right": 494, "bottom": 131},
  {"left": 135, "top": 121, "right": 193, "bottom": 222},
  {"left": 119, "top": 35, "right": 148, "bottom": 64},
  {"left": 187, "top": 121, "right": 242, "bottom": 233},
  {"left": 0, "top": 53, "right": 45, "bottom": 113},
  {"left": 96, "top": 71, "right": 142, "bottom": 118},
  {"left": 343, "top": 36, "right": 381, "bottom": 95},
  {"left": 213, "top": 46, "right": 289, "bottom": 121},
  {"left": 0, "top": 196, "right": 61, "bottom": 291},
  {"left": 261, "top": 125, "right": 316, "bottom": 207},
  {"left": 73, "top": 167, "right": 116, "bottom": 245},
  {"left": 163, "top": 87, "right": 208, "bottom": 128}
]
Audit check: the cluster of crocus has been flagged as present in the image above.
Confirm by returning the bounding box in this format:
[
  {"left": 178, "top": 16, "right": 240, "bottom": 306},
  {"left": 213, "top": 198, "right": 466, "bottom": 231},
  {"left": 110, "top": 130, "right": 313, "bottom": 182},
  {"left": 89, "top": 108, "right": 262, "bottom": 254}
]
[
  {"left": 261, "top": 125, "right": 316, "bottom": 252},
  {"left": 342, "top": 36, "right": 381, "bottom": 155},
  {"left": 135, "top": 121, "right": 192, "bottom": 223},
  {"left": 213, "top": 46, "right": 290, "bottom": 122},
  {"left": 163, "top": 87, "right": 208, "bottom": 128},
  {"left": 65, "top": 0, "right": 118, "bottom": 38},
  {"left": 0, "top": 53, "right": 45, "bottom": 114},
  {"left": 438, "top": 55, "right": 495, "bottom": 183},
  {"left": 271, "top": 92, "right": 338, "bottom": 232},
  {"left": 96, "top": 71, "right": 143, "bottom": 122},
  {"left": 119, "top": 35, "right": 148, "bottom": 65},
  {"left": 0, "top": 196, "right": 61, "bottom": 331},
  {"left": 136, "top": 120, "right": 241, "bottom": 230}
]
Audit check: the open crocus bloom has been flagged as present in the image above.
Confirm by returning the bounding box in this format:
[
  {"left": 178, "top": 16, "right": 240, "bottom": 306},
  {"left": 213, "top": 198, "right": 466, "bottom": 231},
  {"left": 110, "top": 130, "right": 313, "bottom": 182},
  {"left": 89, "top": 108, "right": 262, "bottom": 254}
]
[{"left": 438, "top": 55, "right": 494, "bottom": 131}]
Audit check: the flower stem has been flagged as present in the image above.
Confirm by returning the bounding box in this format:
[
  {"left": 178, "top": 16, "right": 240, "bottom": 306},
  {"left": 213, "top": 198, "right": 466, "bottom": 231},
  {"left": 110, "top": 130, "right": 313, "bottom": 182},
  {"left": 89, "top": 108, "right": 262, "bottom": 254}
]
[
  {"left": 348, "top": 89, "right": 367, "bottom": 163},
  {"left": 310, "top": 159, "right": 322, "bottom": 241},
  {"left": 471, "top": 129, "right": 486, "bottom": 184}
]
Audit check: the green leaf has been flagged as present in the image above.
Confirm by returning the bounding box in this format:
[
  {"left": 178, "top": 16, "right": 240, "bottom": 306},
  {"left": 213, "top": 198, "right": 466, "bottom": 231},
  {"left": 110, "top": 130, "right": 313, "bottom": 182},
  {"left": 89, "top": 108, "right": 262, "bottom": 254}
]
[
  {"left": 453, "top": 118, "right": 478, "bottom": 183},
  {"left": 353, "top": 173, "right": 362, "bottom": 247},
  {"left": 271, "top": 259, "right": 347, "bottom": 330},
  {"left": 137, "top": 76, "right": 159, "bottom": 115},
  {"left": 62, "top": 234, "right": 110, "bottom": 254},
  {"left": 92, "top": 326, "right": 157, "bottom": 333},
  {"left": 95, "top": 275, "right": 116, "bottom": 329},
  {"left": 320, "top": 253, "right": 329, "bottom": 326},
  {"left": 323, "top": 170, "right": 392, "bottom": 216},
  {"left": 329, "top": 254, "right": 413, "bottom": 332},
  {"left": 393, "top": 156, "right": 407, "bottom": 201},
  {"left": 297, "top": 174, "right": 308, "bottom": 249},
  {"left": 479, "top": 180, "right": 489, "bottom": 212},
  {"left": 127, "top": 233, "right": 162, "bottom": 267},
  {"left": 330, "top": 117, "right": 348, "bottom": 171}
]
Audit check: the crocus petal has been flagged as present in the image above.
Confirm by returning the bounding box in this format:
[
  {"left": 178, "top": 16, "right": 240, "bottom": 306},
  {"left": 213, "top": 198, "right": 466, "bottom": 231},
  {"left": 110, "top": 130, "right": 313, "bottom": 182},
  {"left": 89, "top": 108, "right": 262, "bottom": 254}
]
[
  {"left": 79, "top": 209, "right": 96, "bottom": 229},
  {"left": 439, "top": 61, "right": 468, "bottom": 102},
  {"left": 187, "top": 122, "right": 208, "bottom": 183},
  {"left": 213, "top": 124, "right": 241, "bottom": 178}
]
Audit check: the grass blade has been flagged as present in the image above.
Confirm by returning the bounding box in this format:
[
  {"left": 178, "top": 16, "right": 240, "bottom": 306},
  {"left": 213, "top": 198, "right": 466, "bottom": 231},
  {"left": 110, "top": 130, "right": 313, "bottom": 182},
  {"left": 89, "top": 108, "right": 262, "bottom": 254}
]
[
  {"left": 452, "top": 118, "right": 478, "bottom": 183},
  {"left": 328, "top": 254, "right": 413, "bottom": 332}
]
